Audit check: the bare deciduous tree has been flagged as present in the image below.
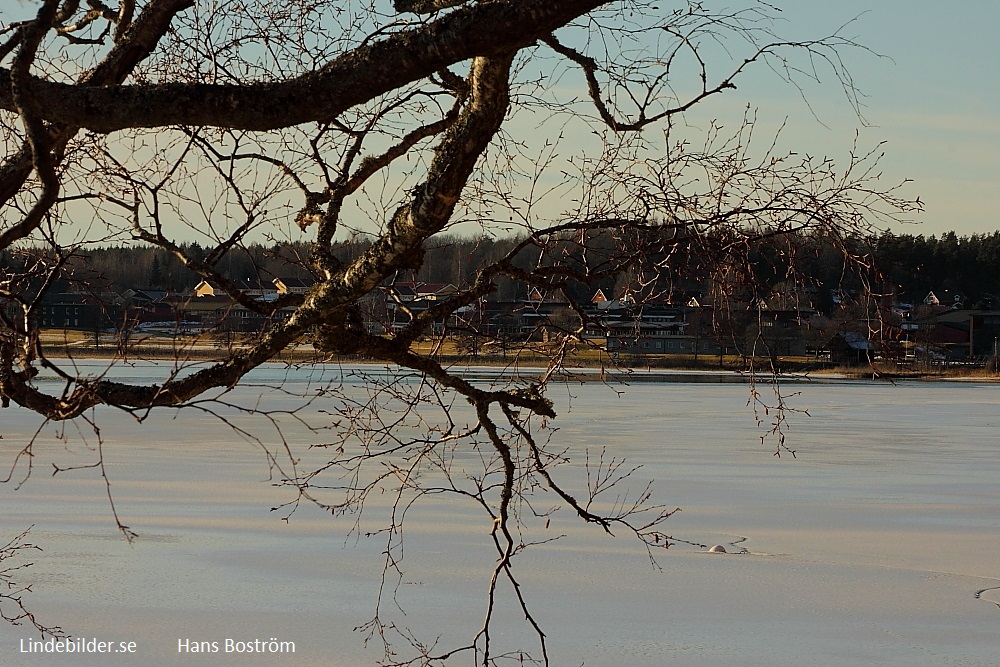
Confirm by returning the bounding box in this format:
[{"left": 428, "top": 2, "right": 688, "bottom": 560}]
[
  {"left": 0, "top": 526, "right": 60, "bottom": 637},
  {"left": 0, "top": 1, "right": 917, "bottom": 664}
]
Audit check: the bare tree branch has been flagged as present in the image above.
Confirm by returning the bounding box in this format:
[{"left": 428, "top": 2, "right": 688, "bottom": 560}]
[{"left": 0, "top": 0, "right": 607, "bottom": 132}]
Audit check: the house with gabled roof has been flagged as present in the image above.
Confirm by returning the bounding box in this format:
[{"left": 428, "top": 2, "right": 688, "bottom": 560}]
[
  {"left": 273, "top": 277, "right": 314, "bottom": 294},
  {"left": 388, "top": 281, "right": 457, "bottom": 301},
  {"left": 193, "top": 280, "right": 222, "bottom": 297},
  {"left": 827, "top": 330, "right": 875, "bottom": 366},
  {"left": 591, "top": 288, "right": 609, "bottom": 305},
  {"left": 381, "top": 281, "right": 460, "bottom": 333},
  {"left": 589, "top": 294, "right": 721, "bottom": 356},
  {"left": 924, "top": 290, "right": 966, "bottom": 308},
  {"left": 193, "top": 276, "right": 315, "bottom": 299}
]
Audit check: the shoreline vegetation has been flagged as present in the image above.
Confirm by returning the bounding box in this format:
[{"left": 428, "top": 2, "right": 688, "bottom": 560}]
[{"left": 37, "top": 331, "right": 1000, "bottom": 383}]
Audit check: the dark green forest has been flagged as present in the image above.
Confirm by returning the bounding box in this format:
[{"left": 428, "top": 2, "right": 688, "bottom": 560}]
[{"left": 873, "top": 231, "right": 1000, "bottom": 307}]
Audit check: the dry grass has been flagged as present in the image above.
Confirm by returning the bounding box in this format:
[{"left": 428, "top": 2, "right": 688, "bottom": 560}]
[{"left": 817, "top": 361, "right": 1000, "bottom": 381}]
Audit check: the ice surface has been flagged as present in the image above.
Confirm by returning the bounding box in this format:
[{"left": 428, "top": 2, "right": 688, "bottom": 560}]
[{"left": 1, "top": 365, "right": 998, "bottom": 665}]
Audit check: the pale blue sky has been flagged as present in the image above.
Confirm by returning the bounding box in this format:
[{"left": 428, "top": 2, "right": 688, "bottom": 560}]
[
  {"left": 743, "top": 1, "right": 1000, "bottom": 237},
  {"left": 2, "top": 1, "right": 995, "bottom": 242}
]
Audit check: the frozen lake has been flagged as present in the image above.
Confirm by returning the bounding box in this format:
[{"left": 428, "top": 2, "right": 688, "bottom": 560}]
[{"left": 1, "top": 362, "right": 998, "bottom": 666}]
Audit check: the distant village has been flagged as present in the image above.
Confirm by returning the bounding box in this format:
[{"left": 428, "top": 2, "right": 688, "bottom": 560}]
[
  {"left": 25, "top": 276, "right": 1000, "bottom": 367},
  {"left": 8, "top": 230, "right": 1000, "bottom": 366}
]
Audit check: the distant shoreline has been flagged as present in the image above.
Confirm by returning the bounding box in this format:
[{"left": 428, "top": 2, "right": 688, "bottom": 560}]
[{"left": 35, "top": 345, "right": 1000, "bottom": 384}]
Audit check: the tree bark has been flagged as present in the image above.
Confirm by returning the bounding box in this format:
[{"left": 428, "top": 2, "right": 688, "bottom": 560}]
[{"left": 0, "top": 0, "right": 607, "bottom": 132}]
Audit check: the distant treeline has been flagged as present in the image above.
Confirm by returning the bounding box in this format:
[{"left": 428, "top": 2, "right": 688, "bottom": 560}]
[
  {"left": 4, "top": 230, "right": 1000, "bottom": 312},
  {"left": 874, "top": 231, "right": 1000, "bottom": 307},
  {"left": 1, "top": 236, "right": 541, "bottom": 301}
]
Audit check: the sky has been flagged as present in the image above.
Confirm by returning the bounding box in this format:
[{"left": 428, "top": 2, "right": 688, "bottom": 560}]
[
  {"left": 740, "top": 1, "right": 1000, "bottom": 237},
  {"left": 1, "top": 1, "right": 996, "bottom": 243}
]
